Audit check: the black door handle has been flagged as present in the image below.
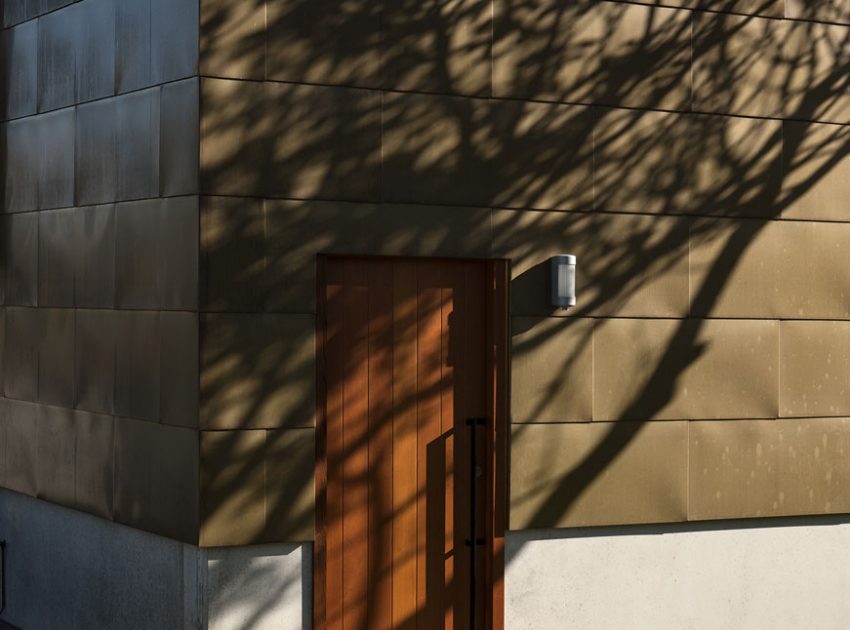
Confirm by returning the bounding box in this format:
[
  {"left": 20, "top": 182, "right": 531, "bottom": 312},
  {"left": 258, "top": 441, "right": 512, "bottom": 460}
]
[{"left": 466, "top": 418, "right": 486, "bottom": 629}]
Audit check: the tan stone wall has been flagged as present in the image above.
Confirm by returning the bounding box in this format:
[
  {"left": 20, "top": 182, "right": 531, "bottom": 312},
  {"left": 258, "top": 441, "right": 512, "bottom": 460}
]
[
  {"left": 197, "top": 0, "right": 850, "bottom": 543},
  {"left": 1, "top": 0, "right": 200, "bottom": 543}
]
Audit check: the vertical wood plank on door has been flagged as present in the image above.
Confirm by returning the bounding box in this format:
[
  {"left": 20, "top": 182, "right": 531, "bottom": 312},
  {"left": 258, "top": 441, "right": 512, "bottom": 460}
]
[
  {"left": 325, "top": 260, "right": 346, "bottom": 630},
  {"left": 342, "top": 260, "right": 370, "bottom": 630},
  {"left": 417, "top": 261, "right": 447, "bottom": 629},
  {"left": 447, "top": 263, "right": 472, "bottom": 629},
  {"left": 467, "top": 263, "right": 488, "bottom": 630},
  {"left": 485, "top": 260, "right": 508, "bottom": 630},
  {"left": 315, "top": 257, "right": 328, "bottom": 630},
  {"left": 368, "top": 260, "right": 395, "bottom": 630},
  {"left": 392, "top": 260, "right": 418, "bottom": 630},
  {"left": 440, "top": 263, "right": 458, "bottom": 629}
]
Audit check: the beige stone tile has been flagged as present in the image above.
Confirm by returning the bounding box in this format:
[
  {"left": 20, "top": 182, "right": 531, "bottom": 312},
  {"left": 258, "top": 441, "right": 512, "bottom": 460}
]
[
  {"left": 199, "top": 427, "right": 315, "bottom": 546},
  {"left": 696, "top": 0, "right": 783, "bottom": 16},
  {"left": 200, "top": 0, "right": 266, "bottom": 80},
  {"left": 650, "top": 0, "right": 783, "bottom": 16},
  {"left": 494, "top": 1, "right": 691, "bottom": 110},
  {"left": 690, "top": 115, "right": 782, "bottom": 219},
  {"left": 264, "top": 199, "right": 370, "bottom": 313},
  {"left": 784, "top": 21, "right": 850, "bottom": 124},
  {"left": 200, "top": 195, "right": 266, "bottom": 312},
  {"left": 200, "top": 77, "right": 269, "bottom": 196},
  {"left": 0, "top": 399, "right": 6, "bottom": 488},
  {"left": 38, "top": 308, "right": 75, "bottom": 408},
  {"left": 591, "top": 2, "right": 691, "bottom": 110},
  {"left": 114, "top": 417, "right": 199, "bottom": 543},
  {"left": 74, "top": 410, "right": 114, "bottom": 520},
  {"left": 200, "top": 429, "right": 266, "bottom": 547},
  {"left": 266, "top": 0, "right": 381, "bottom": 88},
  {"left": 694, "top": 12, "right": 788, "bottom": 118},
  {"left": 594, "top": 318, "right": 778, "bottom": 421},
  {"left": 383, "top": 0, "right": 491, "bottom": 95},
  {"left": 492, "top": 101, "right": 593, "bottom": 211},
  {"left": 264, "top": 199, "right": 492, "bottom": 313},
  {"left": 510, "top": 421, "right": 687, "bottom": 529},
  {"left": 781, "top": 321, "right": 850, "bottom": 417},
  {"left": 382, "top": 92, "right": 495, "bottom": 207},
  {"left": 691, "top": 218, "right": 850, "bottom": 320},
  {"left": 787, "top": 0, "right": 850, "bottom": 24},
  {"left": 689, "top": 218, "right": 783, "bottom": 318},
  {"left": 201, "top": 79, "right": 382, "bottom": 200},
  {"left": 5, "top": 399, "right": 38, "bottom": 496},
  {"left": 200, "top": 313, "right": 316, "bottom": 430},
  {"left": 264, "top": 428, "right": 315, "bottom": 542},
  {"left": 511, "top": 317, "right": 594, "bottom": 422},
  {"left": 159, "top": 312, "right": 199, "bottom": 429},
  {"left": 200, "top": 79, "right": 381, "bottom": 200},
  {"left": 594, "top": 108, "right": 693, "bottom": 214},
  {"left": 36, "top": 404, "right": 75, "bottom": 507},
  {"left": 492, "top": 208, "right": 690, "bottom": 318},
  {"left": 265, "top": 82, "right": 381, "bottom": 201},
  {"left": 4, "top": 307, "right": 40, "bottom": 401},
  {"left": 689, "top": 418, "right": 850, "bottom": 521},
  {"left": 0, "top": 311, "right": 4, "bottom": 403},
  {"left": 781, "top": 221, "right": 850, "bottom": 320},
  {"left": 782, "top": 121, "right": 850, "bottom": 222},
  {"left": 493, "top": 0, "right": 602, "bottom": 103}
]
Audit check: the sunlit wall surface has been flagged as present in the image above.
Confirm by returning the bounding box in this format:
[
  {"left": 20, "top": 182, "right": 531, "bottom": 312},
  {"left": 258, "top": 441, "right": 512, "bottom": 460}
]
[{"left": 198, "top": 0, "right": 850, "bottom": 543}]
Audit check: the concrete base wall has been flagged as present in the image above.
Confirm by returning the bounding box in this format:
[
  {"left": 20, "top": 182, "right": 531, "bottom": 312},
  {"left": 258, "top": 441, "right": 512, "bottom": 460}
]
[
  {"left": 206, "top": 545, "right": 310, "bottom": 630},
  {"left": 0, "top": 489, "right": 310, "bottom": 629},
  {"left": 506, "top": 518, "right": 850, "bottom": 630},
  {"left": 8, "top": 487, "right": 850, "bottom": 630}
]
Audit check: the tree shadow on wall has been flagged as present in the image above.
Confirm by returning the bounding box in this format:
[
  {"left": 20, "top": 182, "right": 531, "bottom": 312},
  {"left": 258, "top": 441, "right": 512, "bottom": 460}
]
[{"left": 198, "top": 0, "right": 850, "bottom": 626}]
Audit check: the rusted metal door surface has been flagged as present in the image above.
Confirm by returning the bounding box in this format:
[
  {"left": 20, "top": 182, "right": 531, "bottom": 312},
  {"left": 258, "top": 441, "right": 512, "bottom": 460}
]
[{"left": 316, "top": 257, "right": 506, "bottom": 630}]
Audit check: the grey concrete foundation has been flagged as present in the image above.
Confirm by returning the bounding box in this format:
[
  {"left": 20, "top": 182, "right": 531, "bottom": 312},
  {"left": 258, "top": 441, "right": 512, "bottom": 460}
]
[
  {"left": 0, "top": 489, "right": 310, "bottom": 629},
  {"left": 10, "top": 486, "right": 850, "bottom": 629}
]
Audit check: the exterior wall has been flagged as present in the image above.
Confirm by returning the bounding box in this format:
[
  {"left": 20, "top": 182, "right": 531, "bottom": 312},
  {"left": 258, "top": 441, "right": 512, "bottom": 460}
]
[
  {"left": 0, "top": 488, "right": 310, "bottom": 629},
  {"left": 206, "top": 543, "right": 311, "bottom": 630},
  {"left": 5, "top": 0, "right": 850, "bottom": 613},
  {"left": 198, "top": 0, "right": 850, "bottom": 546},
  {"left": 11, "top": 480, "right": 850, "bottom": 630},
  {"left": 0, "top": 487, "right": 203, "bottom": 628},
  {"left": 0, "top": 0, "right": 201, "bottom": 542},
  {"left": 505, "top": 520, "right": 850, "bottom": 629},
  {"left": 3, "top": 0, "right": 850, "bottom": 624}
]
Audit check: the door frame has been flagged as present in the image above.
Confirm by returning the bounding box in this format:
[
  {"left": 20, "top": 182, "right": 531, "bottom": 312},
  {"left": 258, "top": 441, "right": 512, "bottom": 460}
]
[{"left": 313, "top": 255, "right": 509, "bottom": 630}]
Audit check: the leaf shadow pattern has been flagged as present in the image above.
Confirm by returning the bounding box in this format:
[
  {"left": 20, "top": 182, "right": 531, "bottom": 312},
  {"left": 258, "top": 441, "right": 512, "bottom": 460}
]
[{"left": 198, "top": 0, "right": 850, "bottom": 625}]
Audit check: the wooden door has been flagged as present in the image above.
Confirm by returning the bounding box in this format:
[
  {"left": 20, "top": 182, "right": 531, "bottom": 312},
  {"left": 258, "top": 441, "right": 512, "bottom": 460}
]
[{"left": 315, "top": 257, "right": 507, "bottom": 630}]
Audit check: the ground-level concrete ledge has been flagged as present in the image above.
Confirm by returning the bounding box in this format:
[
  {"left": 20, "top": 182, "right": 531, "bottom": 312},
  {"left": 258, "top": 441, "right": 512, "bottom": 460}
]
[
  {"left": 7, "top": 486, "right": 850, "bottom": 629},
  {"left": 0, "top": 489, "right": 310, "bottom": 629},
  {"left": 506, "top": 517, "right": 850, "bottom": 629}
]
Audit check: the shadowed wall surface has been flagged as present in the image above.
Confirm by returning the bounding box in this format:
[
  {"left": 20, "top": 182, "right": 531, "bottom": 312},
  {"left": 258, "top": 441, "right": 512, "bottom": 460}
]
[{"left": 1, "top": 0, "right": 201, "bottom": 543}]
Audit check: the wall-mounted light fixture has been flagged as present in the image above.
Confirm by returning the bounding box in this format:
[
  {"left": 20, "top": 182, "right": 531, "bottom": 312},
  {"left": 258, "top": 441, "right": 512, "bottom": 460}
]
[{"left": 550, "top": 255, "right": 577, "bottom": 309}]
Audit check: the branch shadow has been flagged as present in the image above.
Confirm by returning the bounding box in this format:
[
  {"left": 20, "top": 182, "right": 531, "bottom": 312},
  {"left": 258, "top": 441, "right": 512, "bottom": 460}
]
[{"left": 195, "top": 0, "right": 850, "bottom": 626}]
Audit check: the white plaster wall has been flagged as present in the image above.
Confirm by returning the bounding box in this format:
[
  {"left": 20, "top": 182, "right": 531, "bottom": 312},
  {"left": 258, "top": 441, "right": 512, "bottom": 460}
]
[
  {"left": 0, "top": 488, "right": 203, "bottom": 629},
  {"left": 0, "top": 489, "right": 311, "bottom": 629},
  {"left": 505, "top": 519, "right": 850, "bottom": 630},
  {"left": 206, "top": 544, "right": 310, "bottom": 630}
]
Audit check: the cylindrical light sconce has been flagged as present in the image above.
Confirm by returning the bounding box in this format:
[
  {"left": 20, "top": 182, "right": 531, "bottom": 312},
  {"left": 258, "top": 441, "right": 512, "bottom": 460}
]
[{"left": 550, "top": 255, "right": 577, "bottom": 309}]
